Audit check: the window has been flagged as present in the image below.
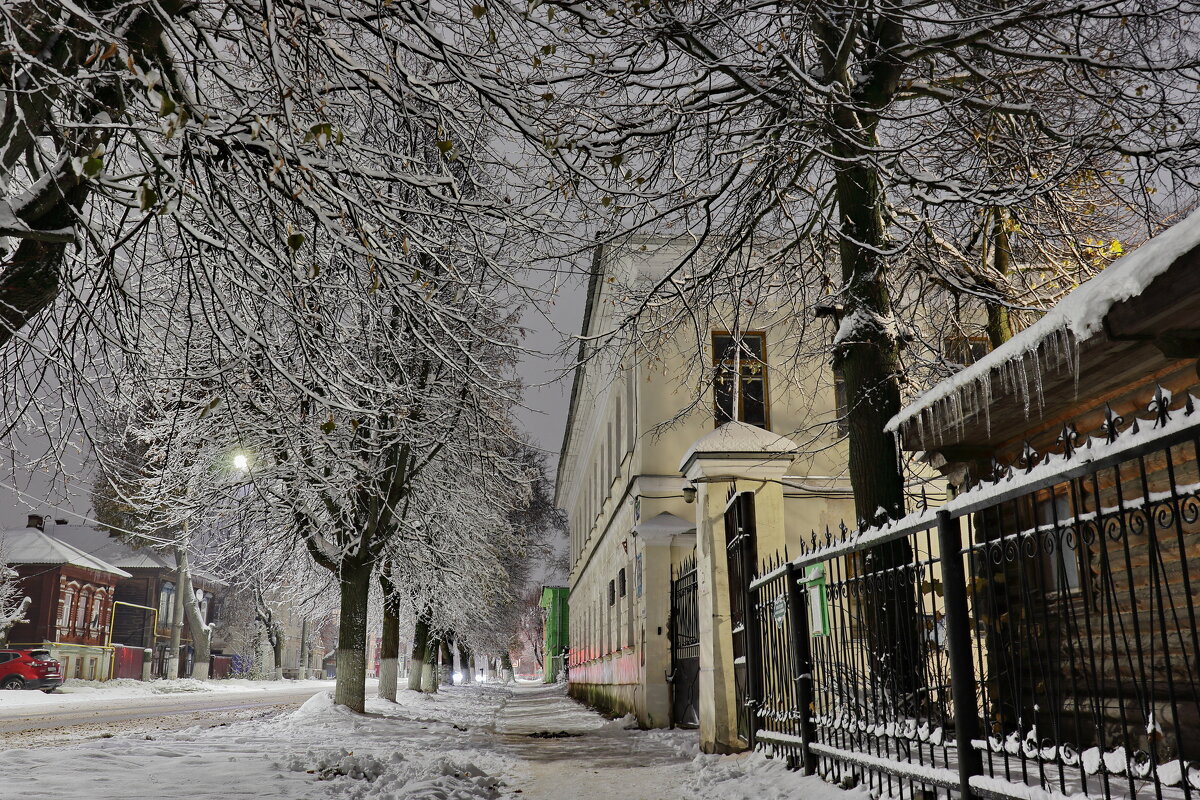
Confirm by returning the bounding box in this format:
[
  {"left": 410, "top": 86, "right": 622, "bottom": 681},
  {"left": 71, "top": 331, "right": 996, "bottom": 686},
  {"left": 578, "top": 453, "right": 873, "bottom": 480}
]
[
  {"left": 59, "top": 589, "right": 75, "bottom": 629},
  {"left": 944, "top": 336, "right": 990, "bottom": 366},
  {"left": 159, "top": 582, "right": 176, "bottom": 627},
  {"left": 1038, "top": 494, "right": 1083, "bottom": 593},
  {"left": 75, "top": 589, "right": 90, "bottom": 632},
  {"left": 618, "top": 568, "right": 627, "bottom": 598},
  {"left": 607, "top": 579, "right": 615, "bottom": 607},
  {"left": 713, "top": 332, "right": 769, "bottom": 428},
  {"left": 0, "top": 653, "right": 14, "bottom": 664}
]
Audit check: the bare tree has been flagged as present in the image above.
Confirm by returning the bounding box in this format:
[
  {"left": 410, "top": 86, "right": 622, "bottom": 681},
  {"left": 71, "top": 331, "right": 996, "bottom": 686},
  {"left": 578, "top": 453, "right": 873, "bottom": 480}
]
[{"left": 0, "top": 553, "right": 29, "bottom": 646}]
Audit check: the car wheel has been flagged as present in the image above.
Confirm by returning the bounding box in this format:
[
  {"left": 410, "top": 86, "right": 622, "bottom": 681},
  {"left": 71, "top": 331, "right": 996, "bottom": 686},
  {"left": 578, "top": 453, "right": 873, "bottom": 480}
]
[{"left": 0, "top": 676, "right": 24, "bottom": 690}]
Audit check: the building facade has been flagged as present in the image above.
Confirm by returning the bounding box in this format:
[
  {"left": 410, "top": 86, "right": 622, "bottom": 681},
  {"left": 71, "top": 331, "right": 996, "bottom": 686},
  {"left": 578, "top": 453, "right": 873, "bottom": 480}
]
[
  {"left": 556, "top": 239, "right": 856, "bottom": 728},
  {"left": 539, "top": 585, "right": 569, "bottom": 683},
  {"left": 1, "top": 516, "right": 131, "bottom": 680}
]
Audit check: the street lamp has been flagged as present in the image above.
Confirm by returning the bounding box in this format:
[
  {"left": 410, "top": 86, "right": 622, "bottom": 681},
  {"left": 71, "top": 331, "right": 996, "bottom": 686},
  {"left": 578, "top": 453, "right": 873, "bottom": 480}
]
[{"left": 232, "top": 453, "right": 249, "bottom": 472}]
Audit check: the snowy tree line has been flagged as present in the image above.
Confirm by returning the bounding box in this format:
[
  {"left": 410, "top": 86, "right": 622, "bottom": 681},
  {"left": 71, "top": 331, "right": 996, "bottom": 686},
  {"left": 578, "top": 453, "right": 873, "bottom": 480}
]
[{"left": 3, "top": 0, "right": 1200, "bottom": 709}]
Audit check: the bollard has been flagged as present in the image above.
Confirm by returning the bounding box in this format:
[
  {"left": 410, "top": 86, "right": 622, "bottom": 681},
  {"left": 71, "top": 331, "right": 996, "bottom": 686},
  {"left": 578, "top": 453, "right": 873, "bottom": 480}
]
[{"left": 141, "top": 648, "right": 153, "bottom": 682}]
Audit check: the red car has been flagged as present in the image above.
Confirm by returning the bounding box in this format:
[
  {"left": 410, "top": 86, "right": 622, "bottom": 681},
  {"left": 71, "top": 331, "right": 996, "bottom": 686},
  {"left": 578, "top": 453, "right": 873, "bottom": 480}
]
[{"left": 0, "top": 649, "right": 64, "bottom": 692}]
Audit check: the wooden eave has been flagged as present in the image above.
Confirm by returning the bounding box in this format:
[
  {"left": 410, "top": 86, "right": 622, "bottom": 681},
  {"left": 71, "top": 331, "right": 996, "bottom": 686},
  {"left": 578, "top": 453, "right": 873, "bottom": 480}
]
[{"left": 900, "top": 247, "right": 1200, "bottom": 462}]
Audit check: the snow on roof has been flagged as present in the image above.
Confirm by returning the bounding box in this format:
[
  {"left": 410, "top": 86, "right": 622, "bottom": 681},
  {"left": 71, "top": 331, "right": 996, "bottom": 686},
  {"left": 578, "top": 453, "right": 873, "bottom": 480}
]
[
  {"left": 46, "top": 524, "right": 173, "bottom": 570},
  {"left": 679, "top": 421, "right": 798, "bottom": 472},
  {"left": 887, "top": 206, "right": 1200, "bottom": 435},
  {"left": 0, "top": 527, "right": 132, "bottom": 578},
  {"left": 632, "top": 511, "right": 696, "bottom": 538}
]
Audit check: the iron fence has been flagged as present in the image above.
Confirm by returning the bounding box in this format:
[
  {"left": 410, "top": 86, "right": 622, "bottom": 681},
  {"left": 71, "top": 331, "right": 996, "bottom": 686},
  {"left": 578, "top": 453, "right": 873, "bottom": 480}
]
[{"left": 749, "top": 386, "right": 1200, "bottom": 800}]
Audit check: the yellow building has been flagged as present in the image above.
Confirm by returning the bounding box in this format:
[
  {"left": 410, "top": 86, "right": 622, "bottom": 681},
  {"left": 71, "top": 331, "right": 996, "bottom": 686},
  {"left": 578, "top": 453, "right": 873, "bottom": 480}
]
[{"left": 555, "top": 239, "right": 856, "bottom": 729}]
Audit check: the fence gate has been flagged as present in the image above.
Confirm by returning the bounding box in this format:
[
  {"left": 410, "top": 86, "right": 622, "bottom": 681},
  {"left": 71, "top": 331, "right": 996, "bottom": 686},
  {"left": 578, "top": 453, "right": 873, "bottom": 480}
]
[
  {"left": 725, "top": 489, "right": 760, "bottom": 745},
  {"left": 669, "top": 551, "right": 700, "bottom": 728}
]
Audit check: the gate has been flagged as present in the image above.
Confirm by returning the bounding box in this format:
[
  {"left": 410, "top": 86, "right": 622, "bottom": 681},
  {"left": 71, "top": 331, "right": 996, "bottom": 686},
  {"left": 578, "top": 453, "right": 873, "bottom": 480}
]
[
  {"left": 669, "top": 551, "right": 700, "bottom": 727},
  {"left": 111, "top": 644, "right": 144, "bottom": 679},
  {"left": 725, "top": 489, "right": 760, "bottom": 745}
]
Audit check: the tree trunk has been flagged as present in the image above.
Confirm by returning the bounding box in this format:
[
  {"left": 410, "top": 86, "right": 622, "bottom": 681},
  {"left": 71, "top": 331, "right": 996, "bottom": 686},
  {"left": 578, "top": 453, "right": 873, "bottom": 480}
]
[
  {"left": 421, "top": 634, "right": 438, "bottom": 693},
  {"left": 299, "top": 618, "right": 309, "bottom": 679},
  {"left": 457, "top": 642, "right": 473, "bottom": 684},
  {"left": 439, "top": 639, "right": 453, "bottom": 686},
  {"left": 985, "top": 208, "right": 1015, "bottom": 349},
  {"left": 273, "top": 627, "right": 284, "bottom": 681},
  {"left": 378, "top": 593, "right": 400, "bottom": 701},
  {"left": 820, "top": 27, "right": 922, "bottom": 708},
  {"left": 500, "top": 652, "right": 514, "bottom": 684},
  {"left": 174, "top": 546, "right": 212, "bottom": 681},
  {"left": 167, "top": 571, "right": 185, "bottom": 680},
  {"left": 333, "top": 557, "right": 372, "bottom": 712},
  {"left": 408, "top": 613, "right": 430, "bottom": 692}
]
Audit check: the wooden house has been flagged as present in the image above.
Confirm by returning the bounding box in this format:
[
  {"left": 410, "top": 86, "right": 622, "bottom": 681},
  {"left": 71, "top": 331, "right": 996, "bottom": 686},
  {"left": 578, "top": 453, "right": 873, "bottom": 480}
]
[{"left": 888, "top": 210, "right": 1200, "bottom": 762}]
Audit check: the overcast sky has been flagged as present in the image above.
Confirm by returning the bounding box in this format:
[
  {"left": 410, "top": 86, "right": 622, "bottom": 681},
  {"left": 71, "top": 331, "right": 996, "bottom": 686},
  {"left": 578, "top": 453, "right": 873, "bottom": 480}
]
[{"left": 0, "top": 275, "right": 588, "bottom": 532}]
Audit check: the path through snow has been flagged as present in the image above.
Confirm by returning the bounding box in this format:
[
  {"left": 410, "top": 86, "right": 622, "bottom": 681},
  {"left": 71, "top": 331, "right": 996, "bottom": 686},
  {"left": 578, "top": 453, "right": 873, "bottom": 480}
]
[{"left": 0, "top": 681, "right": 862, "bottom": 800}]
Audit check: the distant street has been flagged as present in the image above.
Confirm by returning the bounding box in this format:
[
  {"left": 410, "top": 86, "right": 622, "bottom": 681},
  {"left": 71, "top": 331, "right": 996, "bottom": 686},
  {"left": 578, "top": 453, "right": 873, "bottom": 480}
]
[{"left": 0, "top": 686, "right": 327, "bottom": 747}]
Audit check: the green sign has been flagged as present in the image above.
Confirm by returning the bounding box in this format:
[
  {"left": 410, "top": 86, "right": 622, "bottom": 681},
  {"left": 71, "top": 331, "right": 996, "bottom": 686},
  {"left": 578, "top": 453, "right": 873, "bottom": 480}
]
[
  {"left": 804, "top": 565, "right": 830, "bottom": 637},
  {"left": 771, "top": 594, "right": 787, "bottom": 625}
]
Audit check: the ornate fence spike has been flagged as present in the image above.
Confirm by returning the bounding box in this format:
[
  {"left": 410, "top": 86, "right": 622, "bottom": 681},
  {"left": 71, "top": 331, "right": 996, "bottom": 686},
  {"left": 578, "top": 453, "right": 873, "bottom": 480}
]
[
  {"left": 1057, "top": 423, "right": 1079, "bottom": 460},
  {"left": 1151, "top": 383, "right": 1173, "bottom": 427},
  {"left": 1101, "top": 403, "right": 1124, "bottom": 444},
  {"left": 1018, "top": 440, "right": 1040, "bottom": 473}
]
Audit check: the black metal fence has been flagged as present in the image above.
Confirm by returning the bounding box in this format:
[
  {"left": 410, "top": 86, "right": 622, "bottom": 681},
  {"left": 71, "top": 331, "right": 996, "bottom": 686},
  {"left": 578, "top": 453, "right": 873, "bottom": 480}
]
[
  {"left": 749, "top": 387, "right": 1200, "bottom": 800},
  {"left": 670, "top": 550, "right": 700, "bottom": 728}
]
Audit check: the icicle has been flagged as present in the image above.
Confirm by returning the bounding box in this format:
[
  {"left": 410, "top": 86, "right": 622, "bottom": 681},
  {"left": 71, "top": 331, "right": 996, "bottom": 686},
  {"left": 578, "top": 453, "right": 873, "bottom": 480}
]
[
  {"left": 981, "top": 374, "right": 992, "bottom": 437},
  {"left": 1016, "top": 354, "right": 1031, "bottom": 419},
  {"left": 1068, "top": 329, "right": 1081, "bottom": 400},
  {"left": 1031, "top": 345, "right": 1045, "bottom": 415}
]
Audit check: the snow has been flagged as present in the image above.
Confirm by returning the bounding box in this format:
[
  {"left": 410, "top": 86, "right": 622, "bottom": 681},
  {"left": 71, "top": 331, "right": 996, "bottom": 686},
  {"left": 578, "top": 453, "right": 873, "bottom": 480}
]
[
  {"left": 887, "top": 207, "right": 1200, "bottom": 436},
  {"left": 0, "top": 677, "right": 334, "bottom": 710},
  {"left": 0, "top": 680, "right": 870, "bottom": 800},
  {"left": 832, "top": 308, "right": 907, "bottom": 347},
  {"left": 680, "top": 421, "right": 799, "bottom": 472},
  {"left": 760, "top": 391, "right": 1200, "bottom": 581}
]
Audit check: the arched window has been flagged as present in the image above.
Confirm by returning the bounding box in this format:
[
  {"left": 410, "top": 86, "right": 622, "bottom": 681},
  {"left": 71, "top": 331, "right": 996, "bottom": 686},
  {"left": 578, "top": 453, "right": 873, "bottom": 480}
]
[
  {"left": 75, "top": 587, "right": 91, "bottom": 633},
  {"left": 59, "top": 586, "right": 76, "bottom": 630},
  {"left": 159, "top": 582, "right": 176, "bottom": 627}
]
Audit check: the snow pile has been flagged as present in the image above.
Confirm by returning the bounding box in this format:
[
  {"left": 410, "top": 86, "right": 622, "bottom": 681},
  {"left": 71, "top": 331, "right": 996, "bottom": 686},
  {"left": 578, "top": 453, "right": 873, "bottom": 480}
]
[{"left": 887, "top": 206, "right": 1200, "bottom": 438}]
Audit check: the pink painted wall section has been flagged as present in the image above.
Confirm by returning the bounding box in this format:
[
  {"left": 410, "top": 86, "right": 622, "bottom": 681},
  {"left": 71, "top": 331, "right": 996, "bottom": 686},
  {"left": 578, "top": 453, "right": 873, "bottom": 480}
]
[{"left": 570, "top": 649, "right": 642, "bottom": 685}]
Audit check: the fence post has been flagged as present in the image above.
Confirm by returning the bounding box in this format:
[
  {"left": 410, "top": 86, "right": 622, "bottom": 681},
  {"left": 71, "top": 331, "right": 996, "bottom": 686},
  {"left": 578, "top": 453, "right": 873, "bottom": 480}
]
[
  {"left": 937, "top": 510, "right": 982, "bottom": 800},
  {"left": 743, "top": 544, "right": 764, "bottom": 749},
  {"left": 785, "top": 560, "right": 818, "bottom": 775}
]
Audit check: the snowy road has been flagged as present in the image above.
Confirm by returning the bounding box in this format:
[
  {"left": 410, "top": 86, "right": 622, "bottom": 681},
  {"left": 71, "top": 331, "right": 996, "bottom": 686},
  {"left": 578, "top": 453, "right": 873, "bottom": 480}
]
[
  {"left": 0, "top": 682, "right": 856, "bottom": 800},
  {"left": 0, "top": 678, "right": 333, "bottom": 748},
  {"left": 0, "top": 687, "right": 324, "bottom": 745}
]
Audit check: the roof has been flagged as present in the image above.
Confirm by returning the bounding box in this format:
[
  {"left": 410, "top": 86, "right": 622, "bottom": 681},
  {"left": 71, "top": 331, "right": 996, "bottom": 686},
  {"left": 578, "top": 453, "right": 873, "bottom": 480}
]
[
  {"left": 679, "top": 421, "right": 799, "bottom": 472},
  {"left": 554, "top": 242, "right": 608, "bottom": 507},
  {"left": 46, "top": 524, "right": 173, "bottom": 571},
  {"left": 0, "top": 527, "right": 132, "bottom": 579},
  {"left": 538, "top": 585, "right": 568, "bottom": 606},
  {"left": 888, "top": 208, "right": 1200, "bottom": 450}
]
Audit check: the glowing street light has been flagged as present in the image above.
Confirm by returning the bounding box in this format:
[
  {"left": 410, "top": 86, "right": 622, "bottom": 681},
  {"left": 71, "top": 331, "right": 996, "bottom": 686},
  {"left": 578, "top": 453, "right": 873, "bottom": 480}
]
[{"left": 232, "top": 453, "right": 249, "bottom": 472}]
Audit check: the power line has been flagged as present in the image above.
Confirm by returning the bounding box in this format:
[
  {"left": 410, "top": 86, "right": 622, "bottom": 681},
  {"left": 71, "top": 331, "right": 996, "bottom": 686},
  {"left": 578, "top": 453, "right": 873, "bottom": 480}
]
[{"left": 0, "top": 479, "right": 175, "bottom": 547}]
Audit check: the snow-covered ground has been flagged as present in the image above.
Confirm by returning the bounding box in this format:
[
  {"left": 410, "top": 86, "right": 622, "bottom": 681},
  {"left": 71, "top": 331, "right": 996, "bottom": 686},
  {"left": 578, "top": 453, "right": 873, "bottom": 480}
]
[
  {"left": 0, "top": 676, "right": 333, "bottom": 710},
  {"left": 0, "top": 680, "right": 863, "bottom": 800}
]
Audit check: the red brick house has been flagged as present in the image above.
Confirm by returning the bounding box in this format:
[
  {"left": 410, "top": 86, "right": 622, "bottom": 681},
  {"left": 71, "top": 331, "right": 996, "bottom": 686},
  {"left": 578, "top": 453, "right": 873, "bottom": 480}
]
[{"left": 1, "top": 515, "right": 131, "bottom": 680}]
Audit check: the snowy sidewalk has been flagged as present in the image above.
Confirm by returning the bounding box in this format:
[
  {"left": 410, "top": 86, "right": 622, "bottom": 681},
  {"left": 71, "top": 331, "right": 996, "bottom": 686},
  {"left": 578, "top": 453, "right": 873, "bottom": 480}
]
[
  {"left": 490, "top": 683, "right": 693, "bottom": 800},
  {"left": 0, "top": 680, "right": 857, "bottom": 799}
]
